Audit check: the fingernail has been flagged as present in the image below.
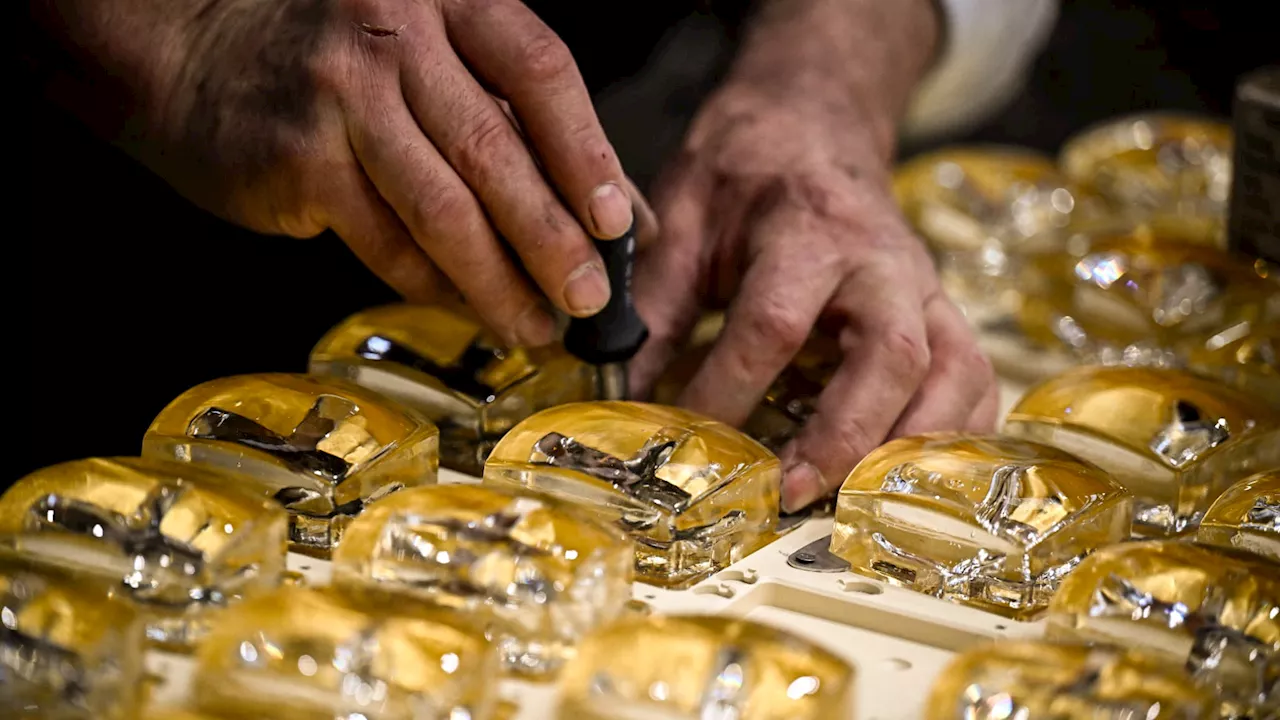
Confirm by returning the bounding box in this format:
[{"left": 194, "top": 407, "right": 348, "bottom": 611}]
[
  {"left": 563, "top": 261, "right": 611, "bottom": 315},
  {"left": 588, "top": 182, "right": 633, "bottom": 239},
  {"left": 514, "top": 306, "right": 556, "bottom": 347},
  {"left": 781, "top": 462, "right": 825, "bottom": 513}
]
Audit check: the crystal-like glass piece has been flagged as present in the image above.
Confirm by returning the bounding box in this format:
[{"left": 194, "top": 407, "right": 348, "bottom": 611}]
[
  {"left": 830, "top": 433, "right": 1132, "bottom": 618},
  {"left": 555, "top": 615, "right": 854, "bottom": 720},
  {"left": 1047, "top": 539, "right": 1280, "bottom": 717},
  {"left": 483, "top": 401, "right": 781, "bottom": 588},
  {"left": 1185, "top": 319, "right": 1280, "bottom": 409},
  {"left": 332, "top": 484, "right": 633, "bottom": 677},
  {"left": 925, "top": 640, "right": 1215, "bottom": 719},
  {"left": 143, "top": 373, "right": 440, "bottom": 556},
  {"left": 0, "top": 554, "right": 147, "bottom": 719},
  {"left": 0, "top": 457, "right": 288, "bottom": 649},
  {"left": 1197, "top": 470, "right": 1279, "bottom": 563},
  {"left": 1005, "top": 366, "right": 1280, "bottom": 534},
  {"left": 192, "top": 585, "right": 500, "bottom": 720},
  {"left": 310, "top": 304, "right": 599, "bottom": 474}
]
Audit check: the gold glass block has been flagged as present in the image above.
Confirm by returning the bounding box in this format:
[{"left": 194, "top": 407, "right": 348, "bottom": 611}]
[
  {"left": 332, "top": 484, "right": 632, "bottom": 677},
  {"left": 925, "top": 640, "right": 1215, "bottom": 719},
  {"left": 143, "top": 373, "right": 439, "bottom": 556},
  {"left": 483, "top": 401, "right": 781, "bottom": 588},
  {"left": 0, "top": 457, "right": 287, "bottom": 650},
  {"left": 555, "top": 615, "right": 854, "bottom": 720},
  {"left": 1047, "top": 540, "right": 1280, "bottom": 717},
  {"left": 193, "top": 585, "right": 500, "bottom": 720},
  {"left": 1197, "top": 470, "right": 1279, "bottom": 562},
  {"left": 1, "top": 554, "right": 147, "bottom": 719},
  {"left": 1060, "top": 113, "right": 1232, "bottom": 240},
  {"left": 1005, "top": 366, "right": 1280, "bottom": 534},
  {"left": 310, "top": 304, "right": 598, "bottom": 474},
  {"left": 830, "top": 433, "right": 1132, "bottom": 619},
  {"left": 1184, "top": 319, "right": 1280, "bottom": 408}
]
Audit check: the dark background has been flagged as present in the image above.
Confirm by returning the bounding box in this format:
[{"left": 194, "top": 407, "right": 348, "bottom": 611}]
[{"left": 14, "top": 0, "right": 1279, "bottom": 486}]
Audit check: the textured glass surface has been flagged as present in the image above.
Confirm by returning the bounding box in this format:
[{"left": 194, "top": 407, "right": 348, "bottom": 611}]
[
  {"left": 193, "top": 585, "right": 500, "bottom": 720},
  {"left": 332, "top": 484, "right": 632, "bottom": 677},
  {"left": 310, "top": 304, "right": 598, "bottom": 474},
  {"left": 925, "top": 640, "right": 1215, "bottom": 719},
  {"left": 483, "top": 402, "right": 781, "bottom": 588},
  {"left": 1048, "top": 540, "right": 1280, "bottom": 717},
  {"left": 0, "top": 554, "right": 146, "bottom": 719},
  {"left": 556, "top": 615, "right": 854, "bottom": 720},
  {"left": 1197, "top": 470, "right": 1279, "bottom": 563},
  {"left": 1185, "top": 320, "right": 1280, "bottom": 409},
  {"left": 0, "top": 457, "right": 288, "bottom": 649},
  {"left": 1006, "top": 366, "right": 1280, "bottom": 534},
  {"left": 831, "top": 433, "right": 1132, "bottom": 618},
  {"left": 143, "top": 373, "right": 439, "bottom": 556}
]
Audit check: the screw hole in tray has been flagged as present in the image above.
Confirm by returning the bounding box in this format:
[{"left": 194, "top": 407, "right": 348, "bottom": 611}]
[
  {"left": 885, "top": 657, "right": 912, "bottom": 670},
  {"left": 994, "top": 624, "right": 1008, "bottom": 631},
  {"left": 643, "top": 593, "right": 656, "bottom": 600},
  {"left": 839, "top": 579, "right": 884, "bottom": 595}
]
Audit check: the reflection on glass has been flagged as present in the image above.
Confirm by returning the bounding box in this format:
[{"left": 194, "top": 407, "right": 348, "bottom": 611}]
[{"left": 1197, "top": 470, "right": 1279, "bottom": 563}]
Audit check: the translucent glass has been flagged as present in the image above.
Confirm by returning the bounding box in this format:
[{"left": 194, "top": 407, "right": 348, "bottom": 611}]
[
  {"left": 1197, "top": 470, "right": 1279, "bottom": 563},
  {"left": 555, "top": 615, "right": 854, "bottom": 720},
  {"left": 0, "top": 553, "right": 146, "bottom": 719},
  {"left": 0, "top": 457, "right": 288, "bottom": 649},
  {"left": 332, "top": 484, "right": 633, "bottom": 677},
  {"left": 1184, "top": 319, "right": 1280, "bottom": 408},
  {"left": 192, "top": 585, "right": 500, "bottom": 720},
  {"left": 925, "top": 640, "right": 1215, "bottom": 719},
  {"left": 483, "top": 401, "right": 781, "bottom": 588},
  {"left": 1005, "top": 366, "right": 1280, "bottom": 534},
  {"left": 830, "top": 433, "right": 1132, "bottom": 618},
  {"left": 143, "top": 373, "right": 440, "bottom": 556},
  {"left": 310, "top": 304, "right": 598, "bottom": 474},
  {"left": 1048, "top": 540, "right": 1280, "bottom": 717}
]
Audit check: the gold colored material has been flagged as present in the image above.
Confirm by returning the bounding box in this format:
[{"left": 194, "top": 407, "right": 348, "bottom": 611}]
[
  {"left": 925, "top": 640, "right": 1215, "bottom": 719},
  {"left": 310, "top": 304, "right": 598, "bottom": 474},
  {"left": 1005, "top": 366, "right": 1280, "bottom": 534},
  {"left": 0, "top": 554, "right": 147, "bottom": 719},
  {"left": 1185, "top": 320, "right": 1280, "bottom": 408},
  {"left": 1198, "top": 470, "right": 1279, "bottom": 562},
  {"left": 143, "top": 373, "right": 439, "bottom": 556},
  {"left": 192, "top": 585, "right": 500, "bottom": 720},
  {"left": 555, "top": 615, "right": 854, "bottom": 720},
  {"left": 332, "top": 484, "right": 633, "bottom": 677},
  {"left": 1047, "top": 540, "right": 1280, "bottom": 717},
  {"left": 483, "top": 402, "right": 781, "bottom": 588},
  {"left": 831, "top": 434, "right": 1131, "bottom": 619},
  {"left": 0, "top": 457, "right": 288, "bottom": 650}
]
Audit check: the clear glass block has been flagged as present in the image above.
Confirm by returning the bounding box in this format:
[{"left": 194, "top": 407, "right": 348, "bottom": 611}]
[
  {"left": 310, "top": 304, "right": 599, "bottom": 474},
  {"left": 192, "top": 585, "right": 500, "bottom": 720},
  {"left": 0, "top": 552, "right": 147, "bottom": 719},
  {"left": 830, "top": 433, "right": 1132, "bottom": 618},
  {"left": 483, "top": 401, "right": 781, "bottom": 589},
  {"left": 555, "top": 615, "right": 854, "bottom": 720},
  {"left": 331, "top": 484, "right": 633, "bottom": 677},
  {"left": 925, "top": 640, "right": 1216, "bottom": 719},
  {"left": 1197, "top": 470, "right": 1279, "bottom": 563},
  {"left": 143, "top": 372, "right": 440, "bottom": 556},
  {"left": 1047, "top": 539, "right": 1280, "bottom": 718},
  {"left": 1005, "top": 366, "right": 1280, "bottom": 534},
  {"left": 0, "top": 456, "right": 288, "bottom": 650}
]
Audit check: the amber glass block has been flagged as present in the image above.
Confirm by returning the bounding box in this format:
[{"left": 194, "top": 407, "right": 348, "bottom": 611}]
[
  {"left": 556, "top": 615, "right": 853, "bottom": 720},
  {"left": 310, "top": 304, "right": 598, "bottom": 474},
  {"left": 193, "top": 585, "right": 500, "bottom": 720},
  {"left": 1183, "top": 319, "right": 1280, "bottom": 408},
  {"left": 830, "top": 433, "right": 1131, "bottom": 619},
  {"left": 143, "top": 373, "right": 439, "bottom": 556},
  {"left": 483, "top": 401, "right": 781, "bottom": 588},
  {"left": 332, "top": 484, "right": 632, "bottom": 677},
  {"left": 1047, "top": 540, "right": 1280, "bottom": 717},
  {"left": 1197, "top": 470, "right": 1279, "bottom": 562},
  {"left": 1060, "top": 113, "right": 1232, "bottom": 241},
  {"left": 0, "top": 553, "right": 147, "bottom": 719},
  {"left": 0, "top": 457, "right": 287, "bottom": 650},
  {"left": 925, "top": 640, "right": 1214, "bottom": 719},
  {"left": 1005, "top": 366, "right": 1280, "bottom": 534}
]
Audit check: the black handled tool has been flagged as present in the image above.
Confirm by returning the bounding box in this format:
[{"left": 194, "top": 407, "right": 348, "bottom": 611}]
[{"left": 564, "top": 222, "right": 649, "bottom": 400}]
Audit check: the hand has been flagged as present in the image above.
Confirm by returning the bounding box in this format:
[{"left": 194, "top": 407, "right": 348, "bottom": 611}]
[
  {"left": 631, "top": 85, "right": 999, "bottom": 512},
  {"left": 35, "top": 0, "right": 649, "bottom": 347}
]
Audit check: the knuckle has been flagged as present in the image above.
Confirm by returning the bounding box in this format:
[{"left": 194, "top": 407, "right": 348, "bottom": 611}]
[
  {"left": 881, "top": 326, "right": 931, "bottom": 380},
  {"left": 832, "top": 415, "right": 878, "bottom": 465},
  {"left": 515, "top": 30, "right": 575, "bottom": 83},
  {"left": 455, "top": 110, "right": 514, "bottom": 178},
  {"left": 746, "top": 297, "right": 809, "bottom": 354},
  {"left": 408, "top": 183, "right": 476, "bottom": 240}
]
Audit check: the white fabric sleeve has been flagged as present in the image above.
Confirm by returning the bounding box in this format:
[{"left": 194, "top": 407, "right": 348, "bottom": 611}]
[{"left": 901, "top": 0, "right": 1060, "bottom": 141}]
